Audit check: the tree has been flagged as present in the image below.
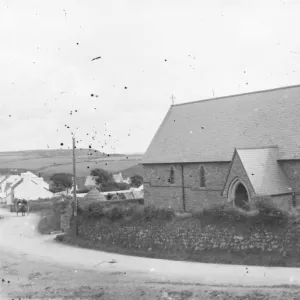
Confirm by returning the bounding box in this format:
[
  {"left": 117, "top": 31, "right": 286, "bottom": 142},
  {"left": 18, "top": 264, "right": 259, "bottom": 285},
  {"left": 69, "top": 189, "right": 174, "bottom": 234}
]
[
  {"left": 130, "top": 175, "right": 143, "bottom": 187},
  {"left": 50, "top": 173, "right": 73, "bottom": 193},
  {"left": 117, "top": 182, "right": 130, "bottom": 190},
  {"left": 90, "top": 168, "right": 113, "bottom": 189},
  {"left": 90, "top": 168, "right": 131, "bottom": 192}
]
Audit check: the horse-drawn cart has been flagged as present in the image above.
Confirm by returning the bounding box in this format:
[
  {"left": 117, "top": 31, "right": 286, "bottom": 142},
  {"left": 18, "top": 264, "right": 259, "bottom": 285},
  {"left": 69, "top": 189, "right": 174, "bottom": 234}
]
[{"left": 14, "top": 199, "right": 29, "bottom": 216}]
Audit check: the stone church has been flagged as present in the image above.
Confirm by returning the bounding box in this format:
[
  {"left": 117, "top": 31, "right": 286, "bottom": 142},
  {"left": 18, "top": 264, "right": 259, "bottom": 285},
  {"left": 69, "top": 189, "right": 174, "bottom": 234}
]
[{"left": 142, "top": 85, "right": 300, "bottom": 212}]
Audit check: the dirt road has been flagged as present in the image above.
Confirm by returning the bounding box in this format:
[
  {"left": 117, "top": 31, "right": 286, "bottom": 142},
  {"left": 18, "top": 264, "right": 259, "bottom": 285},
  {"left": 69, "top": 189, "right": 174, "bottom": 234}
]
[{"left": 1, "top": 209, "right": 300, "bottom": 299}]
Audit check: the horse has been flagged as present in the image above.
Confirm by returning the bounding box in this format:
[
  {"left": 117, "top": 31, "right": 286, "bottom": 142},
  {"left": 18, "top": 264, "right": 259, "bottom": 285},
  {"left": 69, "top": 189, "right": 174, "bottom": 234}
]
[{"left": 16, "top": 200, "right": 29, "bottom": 216}]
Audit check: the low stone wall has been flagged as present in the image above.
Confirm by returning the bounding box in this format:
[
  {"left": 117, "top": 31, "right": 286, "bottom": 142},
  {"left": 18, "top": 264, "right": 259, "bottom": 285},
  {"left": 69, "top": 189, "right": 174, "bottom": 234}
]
[{"left": 77, "top": 217, "right": 300, "bottom": 255}]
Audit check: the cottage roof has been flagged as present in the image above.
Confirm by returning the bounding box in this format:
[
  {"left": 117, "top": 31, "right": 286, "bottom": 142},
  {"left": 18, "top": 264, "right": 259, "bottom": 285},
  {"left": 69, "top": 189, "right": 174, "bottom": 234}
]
[
  {"left": 30, "top": 179, "right": 51, "bottom": 191},
  {"left": 84, "top": 175, "right": 97, "bottom": 187},
  {"left": 76, "top": 177, "right": 86, "bottom": 191},
  {"left": 11, "top": 178, "right": 23, "bottom": 190},
  {"left": 4, "top": 182, "right": 13, "bottom": 193},
  {"left": 6, "top": 175, "right": 21, "bottom": 183},
  {"left": 236, "top": 147, "right": 292, "bottom": 196},
  {"left": 0, "top": 175, "right": 7, "bottom": 184},
  {"left": 113, "top": 173, "right": 123, "bottom": 183},
  {"left": 21, "top": 171, "right": 38, "bottom": 178},
  {"left": 142, "top": 85, "right": 300, "bottom": 163}
]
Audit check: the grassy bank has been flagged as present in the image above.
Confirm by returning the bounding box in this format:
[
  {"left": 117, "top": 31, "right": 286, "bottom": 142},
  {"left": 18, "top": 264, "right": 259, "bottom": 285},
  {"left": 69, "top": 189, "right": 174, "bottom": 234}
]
[{"left": 51, "top": 201, "right": 300, "bottom": 267}]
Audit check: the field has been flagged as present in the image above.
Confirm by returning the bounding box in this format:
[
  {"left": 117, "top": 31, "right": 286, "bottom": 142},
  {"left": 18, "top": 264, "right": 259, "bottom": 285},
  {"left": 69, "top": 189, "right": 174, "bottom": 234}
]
[
  {"left": 120, "top": 164, "right": 144, "bottom": 178},
  {"left": 0, "top": 149, "right": 143, "bottom": 178},
  {"left": 40, "top": 158, "right": 142, "bottom": 177}
]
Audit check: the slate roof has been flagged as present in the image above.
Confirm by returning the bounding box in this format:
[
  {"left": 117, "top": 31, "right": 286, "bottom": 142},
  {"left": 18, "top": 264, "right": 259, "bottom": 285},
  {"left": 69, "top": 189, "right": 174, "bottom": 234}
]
[
  {"left": 142, "top": 85, "right": 300, "bottom": 163},
  {"left": 237, "top": 147, "right": 292, "bottom": 196}
]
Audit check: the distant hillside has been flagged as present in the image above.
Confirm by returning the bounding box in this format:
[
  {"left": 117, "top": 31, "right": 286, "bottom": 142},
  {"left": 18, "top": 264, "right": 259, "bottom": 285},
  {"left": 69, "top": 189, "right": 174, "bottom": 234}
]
[
  {"left": 0, "top": 149, "right": 142, "bottom": 178},
  {"left": 0, "top": 149, "right": 114, "bottom": 158},
  {"left": 121, "top": 164, "right": 144, "bottom": 178},
  {"left": 0, "top": 168, "right": 38, "bottom": 176}
]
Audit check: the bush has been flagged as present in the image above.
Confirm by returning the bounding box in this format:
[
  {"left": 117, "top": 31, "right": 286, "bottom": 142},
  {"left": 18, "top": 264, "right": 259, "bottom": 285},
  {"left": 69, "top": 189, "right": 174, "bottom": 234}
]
[
  {"left": 251, "top": 197, "right": 289, "bottom": 227},
  {"left": 86, "top": 205, "right": 104, "bottom": 219},
  {"left": 130, "top": 175, "right": 143, "bottom": 188},
  {"left": 29, "top": 201, "right": 53, "bottom": 212},
  {"left": 194, "top": 203, "right": 248, "bottom": 223},
  {"left": 38, "top": 210, "right": 61, "bottom": 234},
  {"left": 288, "top": 207, "right": 300, "bottom": 224},
  {"left": 254, "top": 197, "right": 287, "bottom": 217},
  {"left": 77, "top": 188, "right": 90, "bottom": 194},
  {"left": 106, "top": 206, "right": 123, "bottom": 221},
  {"left": 50, "top": 173, "right": 73, "bottom": 191},
  {"left": 143, "top": 205, "right": 174, "bottom": 222},
  {"left": 100, "top": 182, "right": 130, "bottom": 192},
  {"left": 79, "top": 201, "right": 105, "bottom": 218},
  {"left": 117, "top": 182, "right": 131, "bottom": 190},
  {"left": 123, "top": 206, "right": 136, "bottom": 218},
  {"left": 192, "top": 201, "right": 289, "bottom": 229},
  {"left": 55, "top": 234, "right": 65, "bottom": 242},
  {"left": 76, "top": 203, "right": 174, "bottom": 224},
  {"left": 52, "top": 197, "right": 73, "bottom": 214}
]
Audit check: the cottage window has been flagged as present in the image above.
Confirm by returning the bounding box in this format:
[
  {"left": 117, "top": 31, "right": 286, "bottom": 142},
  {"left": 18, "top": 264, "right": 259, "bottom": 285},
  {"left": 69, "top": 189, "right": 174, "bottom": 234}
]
[
  {"left": 169, "top": 167, "right": 175, "bottom": 184},
  {"left": 200, "top": 166, "right": 205, "bottom": 187}
]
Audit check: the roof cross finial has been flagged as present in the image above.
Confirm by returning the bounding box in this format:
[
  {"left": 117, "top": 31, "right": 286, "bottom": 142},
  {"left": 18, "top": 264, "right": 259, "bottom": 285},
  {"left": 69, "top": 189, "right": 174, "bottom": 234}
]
[{"left": 171, "top": 94, "right": 176, "bottom": 105}]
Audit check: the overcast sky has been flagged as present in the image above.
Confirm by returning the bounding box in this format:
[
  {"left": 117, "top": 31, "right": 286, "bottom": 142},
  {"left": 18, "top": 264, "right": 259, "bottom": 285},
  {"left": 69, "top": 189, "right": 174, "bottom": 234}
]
[{"left": 0, "top": 0, "right": 300, "bottom": 154}]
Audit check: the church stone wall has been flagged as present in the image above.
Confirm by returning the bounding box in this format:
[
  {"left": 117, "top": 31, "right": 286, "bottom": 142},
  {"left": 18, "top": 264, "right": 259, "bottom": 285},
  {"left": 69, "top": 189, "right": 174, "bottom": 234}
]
[
  {"left": 143, "top": 162, "right": 230, "bottom": 212},
  {"left": 144, "top": 161, "right": 300, "bottom": 211},
  {"left": 143, "top": 160, "right": 299, "bottom": 212}
]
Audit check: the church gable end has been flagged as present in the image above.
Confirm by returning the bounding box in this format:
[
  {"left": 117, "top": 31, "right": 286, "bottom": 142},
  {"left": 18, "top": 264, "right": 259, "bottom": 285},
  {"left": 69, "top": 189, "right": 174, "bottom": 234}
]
[{"left": 222, "top": 150, "right": 255, "bottom": 199}]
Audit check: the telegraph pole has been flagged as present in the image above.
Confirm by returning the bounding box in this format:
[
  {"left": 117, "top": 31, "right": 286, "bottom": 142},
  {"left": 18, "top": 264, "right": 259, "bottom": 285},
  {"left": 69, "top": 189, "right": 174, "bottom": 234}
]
[{"left": 72, "top": 135, "right": 78, "bottom": 236}]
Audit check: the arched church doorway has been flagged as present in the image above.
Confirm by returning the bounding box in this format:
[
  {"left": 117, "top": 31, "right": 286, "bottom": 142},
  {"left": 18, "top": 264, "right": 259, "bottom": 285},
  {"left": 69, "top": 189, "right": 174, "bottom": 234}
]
[
  {"left": 234, "top": 183, "right": 249, "bottom": 211},
  {"left": 228, "top": 178, "right": 250, "bottom": 211}
]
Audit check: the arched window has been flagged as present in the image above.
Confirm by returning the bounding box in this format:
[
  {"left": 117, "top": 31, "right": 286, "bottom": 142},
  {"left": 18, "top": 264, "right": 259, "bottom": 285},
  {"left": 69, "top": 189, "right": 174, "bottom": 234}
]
[
  {"left": 200, "top": 166, "right": 205, "bottom": 187},
  {"left": 169, "top": 167, "right": 175, "bottom": 184}
]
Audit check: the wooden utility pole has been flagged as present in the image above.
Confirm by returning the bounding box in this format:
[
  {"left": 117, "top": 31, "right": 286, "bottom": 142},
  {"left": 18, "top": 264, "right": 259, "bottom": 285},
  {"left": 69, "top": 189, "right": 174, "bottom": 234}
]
[{"left": 72, "top": 135, "right": 78, "bottom": 236}]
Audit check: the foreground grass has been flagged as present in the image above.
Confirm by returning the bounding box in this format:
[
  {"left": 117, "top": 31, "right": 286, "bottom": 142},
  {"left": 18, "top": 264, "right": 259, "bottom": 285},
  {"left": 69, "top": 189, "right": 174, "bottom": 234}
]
[{"left": 55, "top": 233, "right": 300, "bottom": 268}]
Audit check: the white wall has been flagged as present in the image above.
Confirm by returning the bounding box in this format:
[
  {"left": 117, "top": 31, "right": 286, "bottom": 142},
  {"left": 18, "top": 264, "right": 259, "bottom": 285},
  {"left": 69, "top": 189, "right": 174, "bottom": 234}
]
[{"left": 6, "top": 193, "right": 13, "bottom": 206}]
